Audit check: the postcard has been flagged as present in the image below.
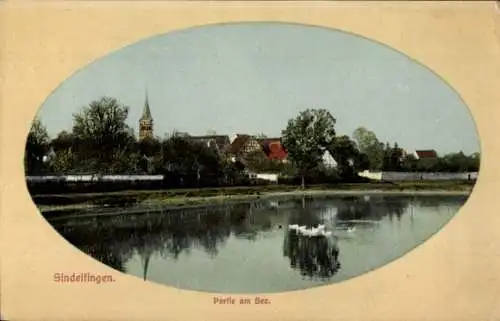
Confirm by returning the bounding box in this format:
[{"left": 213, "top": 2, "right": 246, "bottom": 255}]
[{"left": 1, "top": 1, "right": 499, "bottom": 320}]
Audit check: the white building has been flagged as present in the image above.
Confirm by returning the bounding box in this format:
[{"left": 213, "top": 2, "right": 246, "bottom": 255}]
[{"left": 322, "top": 150, "right": 338, "bottom": 169}]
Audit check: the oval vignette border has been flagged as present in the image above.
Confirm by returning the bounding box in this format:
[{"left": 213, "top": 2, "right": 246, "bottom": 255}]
[
  {"left": 28, "top": 20, "right": 482, "bottom": 294},
  {"left": 1, "top": 2, "right": 499, "bottom": 321}
]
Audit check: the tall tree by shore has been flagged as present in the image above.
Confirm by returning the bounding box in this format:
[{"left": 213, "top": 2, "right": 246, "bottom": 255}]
[
  {"left": 71, "top": 96, "right": 136, "bottom": 173},
  {"left": 352, "top": 127, "right": 385, "bottom": 171},
  {"left": 281, "top": 109, "right": 337, "bottom": 188}
]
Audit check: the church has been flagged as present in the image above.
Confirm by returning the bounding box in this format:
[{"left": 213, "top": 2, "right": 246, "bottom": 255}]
[{"left": 138, "top": 93, "right": 154, "bottom": 140}]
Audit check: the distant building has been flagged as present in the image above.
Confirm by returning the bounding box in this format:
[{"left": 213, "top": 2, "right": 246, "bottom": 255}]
[
  {"left": 139, "top": 92, "right": 154, "bottom": 140},
  {"left": 413, "top": 149, "right": 438, "bottom": 159},
  {"left": 259, "top": 138, "right": 288, "bottom": 163},
  {"left": 322, "top": 150, "right": 338, "bottom": 169},
  {"left": 188, "top": 135, "right": 231, "bottom": 154},
  {"left": 228, "top": 134, "right": 263, "bottom": 159}
]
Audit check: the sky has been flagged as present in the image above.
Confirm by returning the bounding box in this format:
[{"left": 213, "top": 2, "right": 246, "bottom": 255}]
[{"left": 37, "top": 22, "right": 480, "bottom": 155}]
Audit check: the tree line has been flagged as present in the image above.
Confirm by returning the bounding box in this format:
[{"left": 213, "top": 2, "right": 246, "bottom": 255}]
[{"left": 25, "top": 96, "right": 480, "bottom": 189}]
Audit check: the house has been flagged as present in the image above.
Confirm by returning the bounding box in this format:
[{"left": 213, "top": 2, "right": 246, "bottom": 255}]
[
  {"left": 413, "top": 149, "right": 438, "bottom": 160},
  {"left": 322, "top": 150, "right": 338, "bottom": 169},
  {"left": 188, "top": 135, "right": 231, "bottom": 154},
  {"left": 228, "top": 134, "right": 264, "bottom": 160},
  {"left": 259, "top": 138, "right": 288, "bottom": 163}
]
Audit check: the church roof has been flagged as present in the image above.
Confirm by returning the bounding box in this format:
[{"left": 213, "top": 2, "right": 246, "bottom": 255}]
[{"left": 140, "top": 92, "right": 153, "bottom": 120}]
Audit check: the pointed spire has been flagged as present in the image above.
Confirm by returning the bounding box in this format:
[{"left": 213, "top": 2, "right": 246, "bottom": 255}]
[{"left": 141, "top": 89, "right": 152, "bottom": 120}]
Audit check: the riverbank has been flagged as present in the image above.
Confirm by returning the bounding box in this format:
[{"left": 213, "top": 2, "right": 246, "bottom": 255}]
[{"left": 36, "top": 180, "right": 475, "bottom": 213}]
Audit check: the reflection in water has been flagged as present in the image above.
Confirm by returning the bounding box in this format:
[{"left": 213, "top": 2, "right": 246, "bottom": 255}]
[
  {"left": 49, "top": 194, "right": 467, "bottom": 293},
  {"left": 283, "top": 229, "right": 340, "bottom": 280}
]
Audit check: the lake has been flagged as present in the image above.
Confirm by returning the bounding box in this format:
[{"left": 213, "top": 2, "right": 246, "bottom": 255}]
[{"left": 48, "top": 194, "right": 468, "bottom": 293}]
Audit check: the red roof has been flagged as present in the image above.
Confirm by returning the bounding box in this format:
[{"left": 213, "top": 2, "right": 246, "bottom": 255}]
[
  {"left": 266, "top": 141, "right": 288, "bottom": 161},
  {"left": 415, "top": 150, "right": 438, "bottom": 158},
  {"left": 229, "top": 134, "right": 288, "bottom": 161}
]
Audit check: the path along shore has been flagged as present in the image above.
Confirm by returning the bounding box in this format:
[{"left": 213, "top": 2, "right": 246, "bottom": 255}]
[{"left": 38, "top": 183, "right": 474, "bottom": 215}]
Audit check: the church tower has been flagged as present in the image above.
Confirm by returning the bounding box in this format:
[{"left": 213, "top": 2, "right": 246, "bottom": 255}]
[{"left": 139, "top": 91, "right": 154, "bottom": 140}]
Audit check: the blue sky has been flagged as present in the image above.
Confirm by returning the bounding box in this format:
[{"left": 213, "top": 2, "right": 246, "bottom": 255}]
[{"left": 37, "top": 22, "right": 480, "bottom": 155}]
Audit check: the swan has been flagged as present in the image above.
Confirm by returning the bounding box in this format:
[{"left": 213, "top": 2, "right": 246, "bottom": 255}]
[
  {"left": 297, "top": 225, "right": 307, "bottom": 233},
  {"left": 292, "top": 224, "right": 336, "bottom": 238},
  {"left": 321, "top": 231, "right": 333, "bottom": 237},
  {"left": 309, "top": 228, "right": 321, "bottom": 236}
]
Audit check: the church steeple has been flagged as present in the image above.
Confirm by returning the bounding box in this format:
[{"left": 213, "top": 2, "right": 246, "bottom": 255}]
[
  {"left": 139, "top": 89, "right": 154, "bottom": 140},
  {"left": 141, "top": 90, "right": 152, "bottom": 121}
]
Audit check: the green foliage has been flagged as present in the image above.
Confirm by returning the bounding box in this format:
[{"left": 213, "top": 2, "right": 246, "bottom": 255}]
[
  {"left": 71, "top": 96, "right": 136, "bottom": 173},
  {"left": 281, "top": 109, "right": 337, "bottom": 187},
  {"left": 51, "top": 148, "right": 76, "bottom": 173},
  {"left": 26, "top": 95, "right": 480, "bottom": 192},
  {"left": 352, "top": 127, "right": 385, "bottom": 171},
  {"left": 25, "top": 118, "right": 51, "bottom": 174},
  {"left": 401, "top": 154, "right": 418, "bottom": 172},
  {"left": 382, "top": 142, "right": 404, "bottom": 171},
  {"left": 433, "top": 151, "right": 479, "bottom": 173},
  {"left": 161, "top": 134, "right": 227, "bottom": 187},
  {"left": 243, "top": 149, "right": 289, "bottom": 173},
  {"left": 329, "top": 135, "right": 359, "bottom": 179}
]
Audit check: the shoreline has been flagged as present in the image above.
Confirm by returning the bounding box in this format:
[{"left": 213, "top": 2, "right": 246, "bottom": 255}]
[{"left": 39, "top": 187, "right": 473, "bottom": 215}]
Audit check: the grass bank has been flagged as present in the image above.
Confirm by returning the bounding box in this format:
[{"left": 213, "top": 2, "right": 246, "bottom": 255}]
[{"left": 35, "top": 180, "right": 475, "bottom": 213}]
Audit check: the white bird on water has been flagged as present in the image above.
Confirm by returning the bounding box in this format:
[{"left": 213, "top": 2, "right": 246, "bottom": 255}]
[
  {"left": 322, "top": 231, "right": 333, "bottom": 237},
  {"left": 288, "top": 224, "right": 334, "bottom": 237}
]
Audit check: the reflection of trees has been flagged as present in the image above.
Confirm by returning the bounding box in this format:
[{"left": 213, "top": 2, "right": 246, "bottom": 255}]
[
  {"left": 50, "top": 194, "right": 462, "bottom": 277},
  {"left": 410, "top": 195, "right": 468, "bottom": 208},
  {"left": 51, "top": 201, "right": 280, "bottom": 274},
  {"left": 283, "top": 229, "right": 340, "bottom": 280},
  {"left": 287, "top": 197, "right": 324, "bottom": 227},
  {"left": 335, "top": 196, "right": 409, "bottom": 222}
]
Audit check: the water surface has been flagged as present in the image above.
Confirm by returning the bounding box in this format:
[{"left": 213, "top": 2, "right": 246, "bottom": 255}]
[{"left": 50, "top": 194, "right": 466, "bottom": 293}]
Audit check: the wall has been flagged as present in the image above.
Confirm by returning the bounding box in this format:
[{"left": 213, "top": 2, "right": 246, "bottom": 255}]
[
  {"left": 255, "top": 173, "right": 279, "bottom": 183},
  {"left": 358, "top": 170, "right": 478, "bottom": 181}
]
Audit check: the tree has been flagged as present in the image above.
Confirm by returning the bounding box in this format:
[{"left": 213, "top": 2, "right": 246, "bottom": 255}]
[
  {"left": 382, "top": 142, "right": 404, "bottom": 171},
  {"left": 161, "top": 134, "right": 223, "bottom": 187},
  {"left": 243, "top": 149, "right": 287, "bottom": 173},
  {"left": 281, "top": 109, "right": 337, "bottom": 188},
  {"left": 134, "top": 136, "right": 162, "bottom": 174},
  {"left": 401, "top": 153, "right": 418, "bottom": 172},
  {"left": 25, "top": 118, "right": 50, "bottom": 174},
  {"left": 72, "top": 96, "right": 136, "bottom": 173},
  {"left": 469, "top": 152, "right": 480, "bottom": 172},
  {"left": 352, "top": 127, "right": 385, "bottom": 171},
  {"left": 51, "top": 130, "right": 75, "bottom": 152},
  {"left": 137, "top": 136, "right": 161, "bottom": 157},
  {"left": 329, "top": 135, "right": 360, "bottom": 179},
  {"left": 51, "top": 148, "right": 76, "bottom": 173},
  {"left": 438, "top": 151, "right": 478, "bottom": 173},
  {"left": 354, "top": 152, "right": 370, "bottom": 172},
  {"left": 390, "top": 143, "right": 404, "bottom": 171}
]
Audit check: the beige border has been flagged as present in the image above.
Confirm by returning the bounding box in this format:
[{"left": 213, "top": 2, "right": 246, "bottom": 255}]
[{"left": 1, "top": 1, "right": 499, "bottom": 320}]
